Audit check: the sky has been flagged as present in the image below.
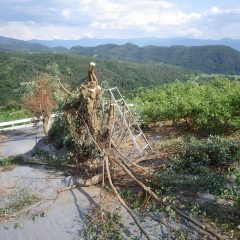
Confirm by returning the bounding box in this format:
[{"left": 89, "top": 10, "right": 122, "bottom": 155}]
[{"left": 0, "top": 0, "right": 240, "bottom": 40}]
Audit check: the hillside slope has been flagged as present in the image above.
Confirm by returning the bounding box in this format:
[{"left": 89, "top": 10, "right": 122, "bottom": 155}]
[
  {"left": 71, "top": 44, "right": 240, "bottom": 74},
  {"left": 0, "top": 36, "right": 51, "bottom": 53},
  {"left": 0, "top": 52, "right": 190, "bottom": 106}
]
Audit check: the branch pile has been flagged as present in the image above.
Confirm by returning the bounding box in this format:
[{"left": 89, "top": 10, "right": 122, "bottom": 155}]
[{"left": 59, "top": 62, "right": 227, "bottom": 240}]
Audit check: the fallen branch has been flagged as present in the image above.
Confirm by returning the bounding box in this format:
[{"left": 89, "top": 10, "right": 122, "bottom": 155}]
[
  {"left": 133, "top": 153, "right": 165, "bottom": 164},
  {"left": 111, "top": 157, "right": 163, "bottom": 203},
  {"left": 111, "top": 157, "right": 226, "bottom": 240},
  {"left": 112, "top": 142, "right": 147, "bottom": 171},
  {"left": 12, "top": 185, "right": 77, "bottom": 217},
  {"left": 105, "top": 103, "right": 151, "bottom": 240},
  {"left": 81, "top": 173, "right": 103, "bottom": 186},
  {"left": 105, "top": 155, "right": 151, "bottom": 240},
  {"left": 80, "top": 163, "right": 146, "bottom": 186},
  {"left": 83, "top": 103, "right": 225, "bottom": 239}
]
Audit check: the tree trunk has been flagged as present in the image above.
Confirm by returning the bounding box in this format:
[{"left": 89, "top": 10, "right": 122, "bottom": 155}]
[{"left": 42, "top": 114, "right": 50, "bottom": 142}]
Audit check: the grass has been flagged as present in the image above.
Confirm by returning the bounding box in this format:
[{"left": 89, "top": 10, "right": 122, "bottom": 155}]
[
  {"left": 0, "top": 188, "right": 40, "bottom": 219},
  {"left": 79, "top": 207, "right": 126, "bottom": 240},
  {"left": 0, "top": 156, "right": 15, "bottom": 167},
  {"left": 0, "top": 108, "right": 29, "bottom": 122},
  {"left": 0, "top": 155, "right": 25, "bottom": 168}
]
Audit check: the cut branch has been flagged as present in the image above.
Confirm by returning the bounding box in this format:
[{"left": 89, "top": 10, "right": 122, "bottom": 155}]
[
  {"left": 110, "top": 157, "right": 226, "bottom": 240},
  {"left": 105, "top": 155, "right": 151, "bottom": 240}
]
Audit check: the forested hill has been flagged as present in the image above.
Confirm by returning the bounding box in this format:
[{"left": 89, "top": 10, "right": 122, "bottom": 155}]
[
  {"left": 0, "top": 36, "right": 50, "bottom": 53},
  {"left": 71, "top": 44, "right": 240, "bottom": 75},
  {"left": 1, "top": 36, "right": 240, "bottom": 75},
  {"left": 0, "top": 52, "right": 190, "bottom": 106}
]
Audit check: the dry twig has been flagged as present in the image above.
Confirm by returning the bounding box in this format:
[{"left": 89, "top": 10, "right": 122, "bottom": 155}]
[{"left": 12, "top": 185, "right": 77, "bottom": 217}]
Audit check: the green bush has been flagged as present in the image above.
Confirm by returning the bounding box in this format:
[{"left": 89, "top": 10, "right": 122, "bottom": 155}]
[
  {"left": 151, "top": 136, "right": 239, "bottom": 195},
  {"left": 173, "top": 136, "right": 240, "bottom": 172},
  {"left": 153, "top": 168, "right": 226, "bottom": 195},
  {"left": 134, "top": 78, "right": 240, "bottom": 133},
  {"left": 0, "top": 108, "right": 29, "bottom": 122}
]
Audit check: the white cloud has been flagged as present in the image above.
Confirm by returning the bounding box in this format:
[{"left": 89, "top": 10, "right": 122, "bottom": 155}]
[
  {"left": 206, "top": 6, "right": 240, "bottom": 15},
  {"left": 0, "top": 0, "right": 240, "bottom": 39},
  {"left": 61, "top": 9, "right": 71, "bottom": 17},
  {"left": 0, "top": 21, "right": 93, "bottom": 40},
  {"left": 77, "top": 0, "right": 202, "bottom": 34}
]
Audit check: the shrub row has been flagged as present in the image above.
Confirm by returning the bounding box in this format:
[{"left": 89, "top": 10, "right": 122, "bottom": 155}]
[
  {"left": 173, "top": 136, "right": 240, "bottom": 173},
  {"left": 134, "top": 77, "right": 240, "bottom": 133}
]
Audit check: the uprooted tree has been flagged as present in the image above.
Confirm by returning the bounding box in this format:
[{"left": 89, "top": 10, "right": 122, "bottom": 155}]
[{"left": 55, "top": 62, "right": 227, "bottom": 240}]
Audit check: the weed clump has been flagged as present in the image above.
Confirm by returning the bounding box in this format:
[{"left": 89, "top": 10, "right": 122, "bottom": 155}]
[
  {"left": 79, "top": 207, "right": 125, "bottom": 240},
  {"left": 0, "top": 155, "right": 25, "bottom": 167},
  {"left": 0, "top": 189, "right": 39, "bottom": 218}
]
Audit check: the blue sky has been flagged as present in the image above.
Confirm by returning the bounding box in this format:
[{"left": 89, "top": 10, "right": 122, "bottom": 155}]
[{"left": 0, "top": 0, "right": 240, "bottom": 40}]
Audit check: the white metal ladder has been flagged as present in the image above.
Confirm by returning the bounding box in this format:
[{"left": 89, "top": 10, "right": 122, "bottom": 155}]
[{"left": 109, "top": 87, "right": 152, "bottom": 155}]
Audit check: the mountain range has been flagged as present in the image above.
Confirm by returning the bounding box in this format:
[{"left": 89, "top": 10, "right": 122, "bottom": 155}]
[
  {"left": 0, "top": 36, "right": 50, "bottom": 53},
  {"left": 30, "top": 37, "right": 240, "bottom": 51},
  {"left": 1, "top": 35, "right": 240, "bottom": 74},
  {"left": 70, "top": 44, "right": 240, "bottom": 74}
]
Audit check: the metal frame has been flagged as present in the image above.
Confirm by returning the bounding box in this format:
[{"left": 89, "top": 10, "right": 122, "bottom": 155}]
[{"left": 109, "top": 87, "right": 152, "bottom": 155}]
